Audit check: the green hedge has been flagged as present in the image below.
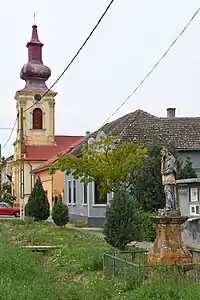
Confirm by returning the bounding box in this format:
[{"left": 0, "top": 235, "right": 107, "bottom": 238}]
[{"left": 140, "top": 212, "right": 156, "bottom": 242}]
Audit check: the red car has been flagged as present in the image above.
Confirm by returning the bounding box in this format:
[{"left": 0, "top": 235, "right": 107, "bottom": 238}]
[{"left": 0, "top": 202, "right": 20, "bottom": 217}]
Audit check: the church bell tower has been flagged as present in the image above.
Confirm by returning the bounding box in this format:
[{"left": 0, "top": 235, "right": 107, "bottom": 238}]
[
  {"left": 15, "top": 24, "right": 56, "bottom": 146},
  {"left": 12, "top": 24, "right": 57, "bottom": 204}
]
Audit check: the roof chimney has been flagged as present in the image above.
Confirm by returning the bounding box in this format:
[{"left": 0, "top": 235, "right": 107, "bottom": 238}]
[
  {"left": 167, "top": 108, "right": 176, "bottom": 119},
  {"left": 86, "top": 131, "right": 90, "bottom": 136}
]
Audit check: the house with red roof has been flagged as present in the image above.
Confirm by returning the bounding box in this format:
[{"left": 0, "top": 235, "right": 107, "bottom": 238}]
[
  {"left": 32, "top": 136, "right": 86, "bottom": 208},
  {"left": 10, "top": 24, "right": 86, "bottom": 208}
]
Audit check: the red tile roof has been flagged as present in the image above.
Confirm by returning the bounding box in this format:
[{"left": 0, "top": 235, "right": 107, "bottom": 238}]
[
  {"left": 25, "top": 135, "right": 84, "bottom": 162},
  {"left": 32, "top": 136, "right": 86, "bottom": 173}
]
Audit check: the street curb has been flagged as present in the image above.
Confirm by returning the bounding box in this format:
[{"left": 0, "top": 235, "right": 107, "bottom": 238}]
[{"left": 80, "top": 227, "right": 102, "bottom": 232}]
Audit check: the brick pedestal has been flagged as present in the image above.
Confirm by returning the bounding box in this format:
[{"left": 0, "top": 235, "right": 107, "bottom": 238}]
[{"left": 147, "top": 216, "right": 193, "bottom": 265}]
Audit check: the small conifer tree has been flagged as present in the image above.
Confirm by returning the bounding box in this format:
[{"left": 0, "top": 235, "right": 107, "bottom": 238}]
[
  {"left": 103, "top": 186, "right": 142, "bottom": 250},
  {"left": 25, "top": 177, "right": 50, "bottom": 221},
  {"left": 52, "top": 199, "right": 69, "bottom": 227},
  {"left": 177, "top": 156, "right": 197, "bottom": 179}
]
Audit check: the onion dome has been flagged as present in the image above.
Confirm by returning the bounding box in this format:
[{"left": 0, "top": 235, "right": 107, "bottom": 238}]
[{"left": 20, "top": 25, "right": 51, "bottom": 92}]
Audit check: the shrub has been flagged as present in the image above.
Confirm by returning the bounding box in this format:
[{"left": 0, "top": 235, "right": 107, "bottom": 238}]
[
  {"left": 177, "top": 156, "right": 197, "bottom": 179},
  {"left": 25, "top": 177, "right": 50, "bottom": 221},
  {"left": 52, "top": 199, "right": 69, "bottom": 227},
  {"left": 140, "top": 212, "right": 156, "bottom": 242},
  {"left": 103, "top": 186, "right": 142, "bottom": 250},
  {"left": 0, "top": 182, "right": 16, "bottom": 206}
]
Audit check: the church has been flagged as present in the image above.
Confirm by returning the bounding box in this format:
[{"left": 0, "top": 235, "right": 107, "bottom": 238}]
[{"left": 10, "top": 24, "right": 85, "bottom": 208}]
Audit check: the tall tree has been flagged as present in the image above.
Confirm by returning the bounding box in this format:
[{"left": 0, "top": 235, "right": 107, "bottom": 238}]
[{"left": 50, "top": 136, "right": 147, "bottom": 197}]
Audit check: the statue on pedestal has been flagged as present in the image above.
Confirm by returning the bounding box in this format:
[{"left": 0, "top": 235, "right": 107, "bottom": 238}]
[
  {"left": 147, "top": 147, "right": 192, "bottom": 266},
  {"left": 160, "top": 147, "right": 180, "bottom": 216}
]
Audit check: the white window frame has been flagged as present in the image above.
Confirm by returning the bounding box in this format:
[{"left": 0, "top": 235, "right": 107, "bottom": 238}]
[
  {"left": 67, "top": 180, "right": 72, "bottom": 205},
  {"left": 190, "top": 204, "right": 200, "bottom": 216},
  {"left": 72, "top": 179, "right": 77, "bottom": 205},
  {"left": 82, "top": 182, "right": 89, "bottom": 206},
  {"left": 190, "top": 187, "right": 198, "bottom": 202},
  {"left": 196, "top": 205, "right": 200, "bottom": 215}
]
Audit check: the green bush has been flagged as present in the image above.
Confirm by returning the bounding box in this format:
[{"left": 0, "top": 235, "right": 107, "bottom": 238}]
[
  {"left": 0, "top": 182, "right": 16, "bottom": 206},
  {"left": 25, "top": 177, "right": 50, "bottom": 221},
  {"left": 52, "top": 199, "right": 69, "bottom": 227},
  {"left": 103, "top": 186, "right": 142, "bottom": 250},
  {"left": 140, "top": 212, "right": 156, "bottom": 242}
]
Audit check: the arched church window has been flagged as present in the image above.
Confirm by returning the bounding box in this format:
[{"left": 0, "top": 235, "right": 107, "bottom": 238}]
[{"left": 33, "top": 108, "right": 43, "bottom": 129}]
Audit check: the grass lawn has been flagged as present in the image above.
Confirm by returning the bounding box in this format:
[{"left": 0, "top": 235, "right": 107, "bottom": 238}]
[{"left": 0, "top": 219, "right": 200, "bottom": 300}]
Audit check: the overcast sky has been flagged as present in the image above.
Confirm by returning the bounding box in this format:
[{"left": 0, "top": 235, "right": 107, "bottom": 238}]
[{"left": 1, "top": 0, "right": 200, "bottom": 157}]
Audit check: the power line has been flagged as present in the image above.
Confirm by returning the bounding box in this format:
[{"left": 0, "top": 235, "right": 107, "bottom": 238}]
[
  {"left": 0, "top": 128, "right": 17, "bottom": 130},
  {"left": 100, "top": 7, "right": 200, "bottom": 127},
  {"left": 70, "top": 7, "right": 200, "bottom": 153},
  {"left": 2, "top": 117, "right": 18, "bottom": 149},
  {"left": 24, "top": 0, "right": 115, "bottom": 113}
]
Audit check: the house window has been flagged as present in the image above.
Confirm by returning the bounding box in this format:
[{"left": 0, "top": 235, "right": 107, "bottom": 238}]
[
  {"left": 83, "top": 183, "right": 88, "bottom": 204},
  {"left": 94, "top": 181, "right": 107, "bottom": 204},
  {"left": 190, "top": 187, "right": 198, "bottom": 202},
  {"left": 190, "top": 205, "right": 200, "bottom": 216},
  {"left": 33, "top": 108, "right": 43, "bottom": 129},
  {"left": 73, "top": 180, "right": 76, "bottom": 204},
  {"left": 68, "top": 181, "right": 71, "bottom": 204}
]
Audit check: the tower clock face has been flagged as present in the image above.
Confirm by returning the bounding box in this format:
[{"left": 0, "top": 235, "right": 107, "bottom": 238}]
[{"left": 34, "top": 94, "right": 42, "bottom": 101}]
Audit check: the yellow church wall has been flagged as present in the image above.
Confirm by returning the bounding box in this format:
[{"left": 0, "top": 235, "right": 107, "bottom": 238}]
[
  {"left": 12, "top": 160, "right": 46, "bottom": 207},
  {"left": 23, "top": 161, "right": 41, "bottom": 196},
  {"left": 12, "top": 161, "right": 20, "bottom": 203},
  {"left": 15, "top": 92, "right": 55, "bottom": 146},
  {"left": 13, "top": 89, "right": 57, "bottom": 208}
]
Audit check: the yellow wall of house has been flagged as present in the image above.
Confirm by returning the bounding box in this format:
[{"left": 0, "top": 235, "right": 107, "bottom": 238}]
[
  {"left": 53, "top": 170, "right": 65, "bottom": 198},
  {"left": 35, "top": 169, "right": 64, "bottom": 210}
]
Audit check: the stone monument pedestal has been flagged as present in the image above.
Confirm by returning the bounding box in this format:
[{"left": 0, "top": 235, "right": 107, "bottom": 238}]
[{"left": 147, "top": 216, "right": 193, "bottom": 265}]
